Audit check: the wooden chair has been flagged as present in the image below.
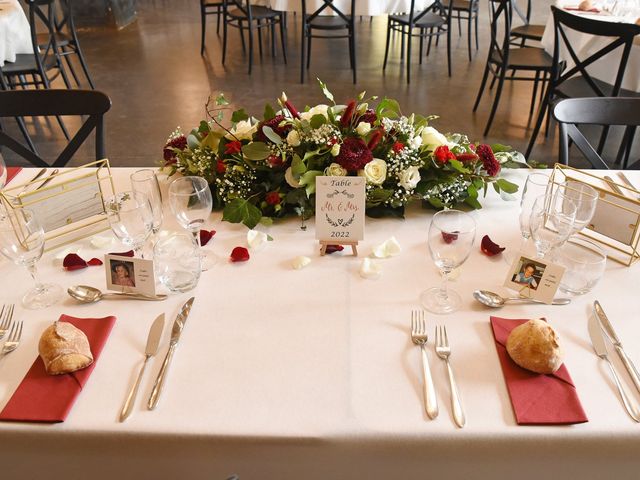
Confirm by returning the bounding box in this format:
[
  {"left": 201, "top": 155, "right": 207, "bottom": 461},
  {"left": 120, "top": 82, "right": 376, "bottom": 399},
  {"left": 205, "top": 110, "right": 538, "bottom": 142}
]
[
  {"left": 442, "top": 0, "right": 479, "bottom": 61},
  {"left": 200, "top": 0, "right": 224, "bottom": 55},
  {"left": 301, "top": 0, "right": 356, "bottom": 84},
  {"left": 0, "top": 90, "right": 111, "bottom": 168}
]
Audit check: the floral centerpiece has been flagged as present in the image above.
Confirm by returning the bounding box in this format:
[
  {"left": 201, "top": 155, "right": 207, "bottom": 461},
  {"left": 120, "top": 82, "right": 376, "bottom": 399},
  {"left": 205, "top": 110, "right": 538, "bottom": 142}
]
[{"left": 162, "top": 81, "right": 526, "bottom": 229}]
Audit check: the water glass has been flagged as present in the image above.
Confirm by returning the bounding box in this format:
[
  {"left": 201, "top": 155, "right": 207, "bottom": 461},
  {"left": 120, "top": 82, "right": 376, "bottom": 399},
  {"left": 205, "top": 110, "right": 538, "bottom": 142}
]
[
  {"left": 529, "top": 192, "right": 577, "bottom": 258},
  {"left": 105, "top": 191, "right": 154, "bottom": 258},
  {"left": 561, "top": 180, "right": 599, "bottom": 234},
  {"left": 154, "top": 232, "right": 201, "bottom": 292},
  {"left": 0, "top": 153, "right": 6, "bottom": 190},
  {"left": 508, "top": 172, "right": 550, "bottom": 261},
  {"left": 550, "top": 236, "right": 607, "bottom": 295},
  {"left": 130, "top": 169, "right": 163, "bottom": 234}
]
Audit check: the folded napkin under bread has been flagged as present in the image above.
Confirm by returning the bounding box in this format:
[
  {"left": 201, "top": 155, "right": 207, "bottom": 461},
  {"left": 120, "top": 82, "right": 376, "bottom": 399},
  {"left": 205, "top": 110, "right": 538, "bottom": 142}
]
[
  {"left": 0, "top": 314, "right": 116, "bottom": 423},
  {"left": 490, "top": 316, "right": 588, "bottom": 425}
]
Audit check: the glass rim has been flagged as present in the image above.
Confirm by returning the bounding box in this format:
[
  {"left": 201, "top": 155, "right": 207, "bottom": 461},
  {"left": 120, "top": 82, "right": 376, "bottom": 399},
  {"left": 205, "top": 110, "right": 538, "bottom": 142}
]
[
  {"left": 562, "top": 179, "right": 599, "bottom": 199},
  {"left": 130, "top": 169, "right": 158, "bottom": 183},
  {"left": 168, "top": 176, "right": 209, "bottom": 195},
  {"left": 526, "top": 172, "right": 550, "bottom": 187},
  {"left": 431, "top": 209, "right": 476, "bottom": 234}
]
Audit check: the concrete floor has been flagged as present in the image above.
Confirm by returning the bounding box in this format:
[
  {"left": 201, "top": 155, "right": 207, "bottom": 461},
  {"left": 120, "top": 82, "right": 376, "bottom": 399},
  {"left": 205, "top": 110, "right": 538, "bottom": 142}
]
[{"left": 5, "top": 0, "right": 633, "bottom": 168}]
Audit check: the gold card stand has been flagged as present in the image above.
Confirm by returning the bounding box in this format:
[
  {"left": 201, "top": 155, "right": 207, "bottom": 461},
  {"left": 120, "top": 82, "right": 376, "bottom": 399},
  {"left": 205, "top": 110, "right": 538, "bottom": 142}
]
[
  {"left": 0, "top": 160, "right": 116, "bottom": 252},
  {"left": 549, "top": 164, "right": 640, "bottom": 266}
]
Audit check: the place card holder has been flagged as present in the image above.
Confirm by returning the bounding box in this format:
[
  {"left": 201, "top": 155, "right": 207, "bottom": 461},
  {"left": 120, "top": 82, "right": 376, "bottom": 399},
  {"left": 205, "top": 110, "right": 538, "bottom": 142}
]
[
  {"left": 0, "top": 160, "right": 116, "bottom": 252},
  {"left": 549, "top": 164, "right": 640, "bottom": 266}
]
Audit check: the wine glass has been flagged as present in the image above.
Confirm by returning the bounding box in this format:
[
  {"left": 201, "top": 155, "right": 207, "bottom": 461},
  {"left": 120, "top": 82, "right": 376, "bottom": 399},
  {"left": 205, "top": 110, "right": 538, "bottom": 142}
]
[
  {"left": 104, "top": 191, "right": 154, "bottom": 258},
  {"left": 420, "top": 209, "right": 476, "bottom": 314},
  {"left": 168, "top": 176, "right": 216, "bottom": 269},
  {"left": 529, "top": 192, "right": 577, "bottom": 259},
  {"left": 0, "top": 205, "right": 63, "bottom": 309},
  {"left": 130, "top": 169, "right": 163, "bottom": 235},
  {"left": 0, "top": 154, "right": 6, "bottom": 190},
  {"left": 561, "top": 180, "right": 599, "bottom": 234}
]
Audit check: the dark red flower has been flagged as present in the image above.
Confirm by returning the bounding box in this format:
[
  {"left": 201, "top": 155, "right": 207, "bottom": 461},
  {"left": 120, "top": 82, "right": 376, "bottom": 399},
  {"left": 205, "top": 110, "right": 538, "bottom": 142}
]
[
  {"left": 200, "top": 229, "right": 216, "bottom": 246},
  {"left": 256, "top": 115, "right": 292, "bottom": 143},
  {"left": 476, "top": 144, "right": 501, "bottom": 177},
  {"left": 367, "top": 128, "right": 385, "bottom": 151},
  {"left": 480, "top": 235, "right": 505, "bottom": 256},
  {"left": 163, "top": 135, "right": 187, "bottom": 162},
  {"left": 230, "top": 246, "right": 250, "bottom": 262},
  {"left": 335, "top": 137, "right": 373, "bottom": 172},
  {"left": 87, "top": 258, "right": 103, "bottom": 266},
  {"left": 216, "top": 159, "right": 227, "bottom": 174},
  {"left": 265, "top": 191, "right": 281, "bottom": 206},
  {"left": 442, "top": 231, "right": 459, "bottom": 244},
  {"left": 341, "top": 100, "right": 357, "bottom": 128},
  {"left": 325, "top": 244, "right": 345, "bottom": 254},
  {"left": 358, "top": 109, "right": 377, "bottom": 125},
  {"left": 267, "top": 154, "right": 283, "bottom": 167},
  {"left": 434, "top": 145, "right": 456, "bottom": 164},
  {"left": 282, "top": 97, "right": 301, "bottom": 119},
  {"left": 392, "top": 142, "right": 405, "bottom": 154},
  {"left": 63, "top": 253, "right": 87, "bottom": 271},
  {"left": 224, "top": 141, "right": 242, "bottom": 155},
  {"left": 455, "top": 153, "right": 478, "bottom": 162}
]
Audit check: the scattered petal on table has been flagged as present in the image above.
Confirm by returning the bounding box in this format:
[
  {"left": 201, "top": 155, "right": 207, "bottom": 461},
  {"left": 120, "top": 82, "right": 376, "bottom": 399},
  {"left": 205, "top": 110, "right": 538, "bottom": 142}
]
[
  {"left": 359, "top": 258, "right": 382, "bottom": 280},
  {"left": 371, "top": 236, "right": 402, "bottom": 258},
  {"left": 63, "top": 253, "right": 87, "bottom": 271},
  {"left": 325, "top": 244, "right": 344, "bottom": 254},
  {"left": 247, "top": 230, "right": 268, "bottom": 250},
  {"left": 442, "top": 231, "right": 459, "bottom": 244},
  {"left": 90, "top": 236, "right": 114, "bottom": 249},
  {"left": 53, "top": 247, "right": 78, "bottom": 267},
  {"left": 109, "top": 250, "right": 135, "bottom": 257},
  {"left": 200, "top": 229, "right": 216, "bottom": 246},
  {"left": 230, "top": 246, "right": 250, "bottom": 262},
  {"left": 481, "top": 235, "right": 505, "bottom": 256},
  {"left": 87, "top": 258, "right": 103, "bottom": 266},
  {"left": 292, "top": 256, "right": 311, "bottom": 270}
]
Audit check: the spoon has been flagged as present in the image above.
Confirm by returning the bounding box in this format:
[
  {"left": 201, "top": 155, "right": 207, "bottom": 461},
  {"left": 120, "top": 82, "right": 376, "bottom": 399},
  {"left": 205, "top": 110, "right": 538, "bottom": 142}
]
[
  {"left": 473, "top": 290, "right": 571, "bottom": 308},
  {"left": 68, "top": 285, "right": 167, "bottom": 303}
]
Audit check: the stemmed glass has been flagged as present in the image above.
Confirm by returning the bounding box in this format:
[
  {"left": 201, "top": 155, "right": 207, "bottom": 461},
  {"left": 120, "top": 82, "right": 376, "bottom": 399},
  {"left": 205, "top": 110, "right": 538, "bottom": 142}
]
[
  {"left": 420, "top": 209, "right": 476, "bottom": 314},
  {"left": 561, "top": 180, "right": 598, "bottom": 234},
  {"left": 0, "top": 205, "right": 63, "bottom": 309},
  {"left": 104, "top": 191, "right": 154, "bottom": 258},
  {"left": 168, "top": 176, "right": 216, "bottom": 269},
  {"left": 529, "top": 192, "right": 577, "bottom": 259},
  {"left": 0, "top": 154, "right": 7, "bottom": 190},
  {"left": 130, "top": 169, "right": 163, "bottom": 235}
]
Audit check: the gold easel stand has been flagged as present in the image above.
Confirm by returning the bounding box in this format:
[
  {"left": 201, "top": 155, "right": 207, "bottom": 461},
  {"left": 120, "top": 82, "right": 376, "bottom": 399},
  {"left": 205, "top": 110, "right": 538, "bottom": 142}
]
[{"left": 319, "top": 241, "right": 358, "bottom": 256}]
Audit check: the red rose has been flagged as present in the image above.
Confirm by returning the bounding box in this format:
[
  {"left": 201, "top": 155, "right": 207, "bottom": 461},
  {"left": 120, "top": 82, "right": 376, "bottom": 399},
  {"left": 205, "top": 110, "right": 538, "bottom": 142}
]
[
  {"left": 341, "top": 100, "right": 357, "bottom": 128},
  {"left": 216, "top": 159, "right": 226, "bottom": 174},
  {"left": 335, "top": 137, "right": 373, "bottom": 172},
  {"left": 392, "top": 142, "right": 405, "bottom": 154},
  {"left": 265, "top": 191, "right": 281, "bottom": 206},
  {"left": 434, "top": 145, "right": 456, "bottom": 163},
  {"left": 224, "top": 140, "right": 242, "bottom": 155},
  {"left": 476, "top": 144, "right": 501, "bottom": 177}
]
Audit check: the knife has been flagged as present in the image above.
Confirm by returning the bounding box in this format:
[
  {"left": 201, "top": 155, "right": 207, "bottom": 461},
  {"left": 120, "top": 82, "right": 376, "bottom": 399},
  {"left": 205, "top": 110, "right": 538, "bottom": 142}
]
[
  {"left": 587, "top": 313, "right": 640, "bottom": 422},
  {"left": 120, "top": 313, "right": 165, "bottom": 422},
  {"left": 604, "top": 176, "right": 624, "bottom": 196},
  {"left": 594, "top": 300, "right": 640, "bottom": 395},
  {"left": 147, "top": 297, "right": 195, "bottom": 410},
  {"left": 33, "top": 168, "right": 59, "bottom": 191}
]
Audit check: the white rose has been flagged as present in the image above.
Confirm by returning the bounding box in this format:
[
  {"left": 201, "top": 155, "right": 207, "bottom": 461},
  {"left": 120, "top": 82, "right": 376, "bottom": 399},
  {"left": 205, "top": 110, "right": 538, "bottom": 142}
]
[
  {"left": 363, "top": 159, "right": 387, "bottom": 185},
  {"left": 286, "top": 130, "right": 301, "bottom": 147},
  {"left": 300, "top": 104, "right": 330, "bottom": 122},
  {"left": 420, "top": 126, "right": 449, "bottom": 150},
  {"left": 331, "top": 144, "right": 341, "bottom": 157},
  {"left": 324, "top": 163, "right": 347, "bottom": 176},
  {"left": 226, "top": 120, "right": 257, "bottom": 141},
  {"left": 356, "top": 122, "right": 371, "bottom": 137},
  {"left": 409, "top": 135, "right": 423, "bottom": 149},
  {"left": 284, "top": 167, "right": 301, "bottom": 188},
  {"left": 398, "top": 166, "right": 421, "bottom": 190}
]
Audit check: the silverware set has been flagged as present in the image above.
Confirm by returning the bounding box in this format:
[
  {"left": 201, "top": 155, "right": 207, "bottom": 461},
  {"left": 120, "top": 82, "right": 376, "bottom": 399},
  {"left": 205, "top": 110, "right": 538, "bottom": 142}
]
[
  {"left": 411, "top": 310, "right": 465, "bottom": 427},
  {"left": 0, "top": 304, "right": 23, "bottom": 362}
]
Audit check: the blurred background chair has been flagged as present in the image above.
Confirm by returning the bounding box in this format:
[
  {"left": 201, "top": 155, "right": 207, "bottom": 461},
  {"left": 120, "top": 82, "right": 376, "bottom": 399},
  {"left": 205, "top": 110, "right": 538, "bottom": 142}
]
[
  {"left": 442, "top": 0, "right": 479, "bottom": 61},
  {"left": 510, "top": 0, "right": 544, "bottom": 46},
  {"left": 200, "top": 0, "right": 224, "bottom": 55}
]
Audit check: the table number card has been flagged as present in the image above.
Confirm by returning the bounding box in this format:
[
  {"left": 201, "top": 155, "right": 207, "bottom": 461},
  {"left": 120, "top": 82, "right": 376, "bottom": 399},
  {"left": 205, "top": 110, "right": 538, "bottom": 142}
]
[{"left": 315, "top": 176, "right": 365, "bottom": 255}]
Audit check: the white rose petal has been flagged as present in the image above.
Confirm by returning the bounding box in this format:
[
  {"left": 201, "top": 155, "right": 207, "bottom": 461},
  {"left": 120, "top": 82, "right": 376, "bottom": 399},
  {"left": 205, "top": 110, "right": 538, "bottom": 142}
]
[
  {"left": 226, "top": 120, "right": 257, "bottom": 141},
  {"left": 398, "top": 166, "right": 421, "bottom": 190},
  {"left": 331, "top": 144, "right": 341, "bottom": 157},
  {"left": 372, "top": 236, "right": 402, "bottom": 258},
  {"left": 421, "top": 126, "right": 449, "bottom": 150},
  {"left": 90, "top": 236, "right": 114, "bottom": 249},
  {"left": 409, "top": 135, "right": 423, "bottom": 149},
  {"left": 286, "top": 130, "right": 301, "bottom": 147},
  {"left": 359, "top": 258, "right": 382, "bottom": 280},
  {"left": 356, "top": 121, "right": 371, "bottom": 137},
  {"left": 300, "top": 104, "right": 330, "bottom": 122},
  {"left": 247, "top": 230, "right": 269, "bottom": 250},
  {"left": 292, "top": 255, "right": 311, "bottom": 270},
  {"left": 363, "top": 158, "right": 387, "bottom": 185},
  {"left": 324, "top": 162, "right": 348, "bottom": 176}
]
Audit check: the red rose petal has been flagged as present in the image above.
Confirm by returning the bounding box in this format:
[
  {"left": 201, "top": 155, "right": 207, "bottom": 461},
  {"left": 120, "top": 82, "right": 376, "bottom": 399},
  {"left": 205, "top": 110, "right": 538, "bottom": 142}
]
[
  {"left": 324, "top": 244, "right": 345, "bottom": 254},
  {"left": 442, "top": 232, "right": 459, "bottom": 244},
  {"left": 87, "top": 258, "right": 103, "bottom": 266},
  {"left": 200, "top": 229, "right": 216, "bottom": 246},
  {"left": 109, "top": 250, "right": 135, "bottom": 257},
  {"left": 480, "top": 234, "right": 505, "bottom": 256},
  {"left": 63, "top": 253, "right": 88, "bottom": 271},
  {"left": 230, "top": 246, "right": 250, "bottom": 262}
]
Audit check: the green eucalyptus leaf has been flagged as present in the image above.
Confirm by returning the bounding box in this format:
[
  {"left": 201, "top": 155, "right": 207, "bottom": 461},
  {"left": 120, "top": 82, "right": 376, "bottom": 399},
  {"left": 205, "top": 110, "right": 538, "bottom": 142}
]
[
  {"left": 187, "top": 133, "right": 200, "bottom": 149},
  {"left": 231, "top": 108, "right": 249, "bottom": 123},
  {"left": 242, "top": 142, "right": 271, "bottom": 161},
  {"left": 317, "top": 79, "right": 335, "bottom": 104},
  {"left": 261, "top": 126, "right": 282, "bottom": 145},
  {"left": 291, "top": 154, "right": 307, "bottom": 176},
  {"left": 495, "top": 178, "right": 519, "bottom": 194},
  {"left": 263, "top": 103, "right": 276, "bottom": 121},
  {"left": 448, "top": 159, "right": 470, "bottom": 174},
  {"left": 490, "top": 143, "right": 514, "bottom": 153},
  {"left": 464, "top": 196, "right": 483, "bottom": 209},
  {"left": 310, "top": 114, "right": 327, "bottom": 129},
  {"left": 375, "top": 98, "right": 401, "bottom": 119},
  {"left": 222, "top": 199, "right": 262, "bottom": 229}
]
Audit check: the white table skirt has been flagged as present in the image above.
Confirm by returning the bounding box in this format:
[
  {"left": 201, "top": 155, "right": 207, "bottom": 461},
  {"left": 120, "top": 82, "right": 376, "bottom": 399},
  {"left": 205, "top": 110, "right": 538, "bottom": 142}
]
[
  {"left": 1, "top": 168, "right": 640, "bottom": 479},
  {"left": 541, "top": 1, "right": 640, "bottom": 93},
  {"left": 253, "top": 0, "right": 433, "bottom": 15},
  {"left": 0, "top": 0, "right": 33, "bottom": 67}
]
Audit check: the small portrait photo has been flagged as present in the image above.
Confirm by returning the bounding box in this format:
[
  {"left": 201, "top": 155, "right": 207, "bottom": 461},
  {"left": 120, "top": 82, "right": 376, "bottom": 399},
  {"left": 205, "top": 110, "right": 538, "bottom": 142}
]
[
  {"left": 110, "top": 260, "right": 136, "bottom": 288},
  {"left": 511, "top": 257, "right": 545, "bottom": 291}
]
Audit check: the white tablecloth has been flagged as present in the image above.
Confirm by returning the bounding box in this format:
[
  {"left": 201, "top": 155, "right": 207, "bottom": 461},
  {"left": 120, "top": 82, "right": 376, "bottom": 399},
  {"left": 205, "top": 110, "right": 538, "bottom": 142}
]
[
  {"left": 541, "top": 1, "right": 640, "bottom": 93},
  {"left": 1, "top": 168, "right": 640, "bottom": 479},
  {"left": 255, "top": 0, "right": 432, "bottom": 15},
  {"left": 0, "top": 0, "right": 32, "bottom": 67}
]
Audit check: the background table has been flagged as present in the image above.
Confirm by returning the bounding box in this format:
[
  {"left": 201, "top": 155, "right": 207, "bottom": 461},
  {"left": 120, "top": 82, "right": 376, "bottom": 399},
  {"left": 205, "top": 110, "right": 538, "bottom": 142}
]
[
  {"left": 541, "top": 0, "right": 640, "bottom": 93},
  {"left": 255, "top": 0, "right": 432, "bottom": 15},
  {"left": 0, "top": 0, "right": 33, "bottom": 67},
  {"left": 1, "top": 168, "right": 640, "bottom": 479}
]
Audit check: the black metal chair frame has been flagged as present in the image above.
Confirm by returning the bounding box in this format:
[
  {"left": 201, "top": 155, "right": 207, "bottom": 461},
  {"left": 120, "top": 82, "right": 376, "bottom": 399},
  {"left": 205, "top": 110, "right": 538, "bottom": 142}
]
[
  {"left": 0, "top": 90, "right": 111, "bottom": 168},
  {"left": 222, "top": 0, "right": 287, "bottom": 75},
  {"left": 472, "top": 0, "right": 552, "bottom": 136},
  {"left": 510, "top": 0, "right": 544, "bottom": 46},
  {"left": 383, "top": 0, "right": 454, "bottom": 84},
  {"left": 525, "top": 5, "right": 640, "bottom": 159},
  {"left": 200, "top": 0, "right": 224, "bottom": 55},
  {"left": 301, "top": 0, "right": 356, "bottom": 84},
  {"left": 444, "top": 0, "right": 479, "bottom": 61},
  {"left": 553, "top": 97, "right": 640, "bottom": 169},
  {"left": 0, "top": 70, "right": 37, "bottom": 154}
]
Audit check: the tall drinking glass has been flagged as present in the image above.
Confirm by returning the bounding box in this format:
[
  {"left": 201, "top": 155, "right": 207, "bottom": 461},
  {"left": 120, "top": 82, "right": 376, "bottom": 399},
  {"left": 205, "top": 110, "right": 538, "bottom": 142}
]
[
  {"left": 0, "top": 206, "right": 63, "bottom": 309},
  {"left": 0, "top": 154, "right": 6, "bottom": 190},
  {"left": 168, "top": 176, "right": 216, "bottom": 269},
  {"left": 130, "top": 169, "right": 163, "bottom": 235},
  {"left": 529, "top": 192, "right": 577, "bottom": 259},
  {"left": 420, "top": 209, "right": 476, "bottom": 314},
  {"left": 105, "top": 191, "right": 154, "bottom": 258},
  {"left": 561, "top": 180, "right": 598, "bottom": 234}
]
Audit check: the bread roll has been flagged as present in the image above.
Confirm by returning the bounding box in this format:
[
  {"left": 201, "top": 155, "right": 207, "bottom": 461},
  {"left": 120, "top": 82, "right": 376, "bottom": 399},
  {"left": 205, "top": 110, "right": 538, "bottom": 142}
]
[
  {"left": 38, "top": 322, "right": 93, "bottom": 375},
  {"left": 506, "top": 319, "right": 563, "bottom": 374},
  {"left": 578, "top": 0, "right": 593, "bottom": 10}
]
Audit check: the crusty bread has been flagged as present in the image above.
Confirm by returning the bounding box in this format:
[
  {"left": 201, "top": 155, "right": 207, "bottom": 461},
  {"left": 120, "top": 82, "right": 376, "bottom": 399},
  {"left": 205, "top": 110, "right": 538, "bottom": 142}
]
[
  {"left": 38, "top": 322, "right": 93, "bottom": 375},
  {"left": 506, "top": 319, "right": 564, "bottom": 374},
  {"left": 578, "top": 0, "right": 593, "bottom": 10}
]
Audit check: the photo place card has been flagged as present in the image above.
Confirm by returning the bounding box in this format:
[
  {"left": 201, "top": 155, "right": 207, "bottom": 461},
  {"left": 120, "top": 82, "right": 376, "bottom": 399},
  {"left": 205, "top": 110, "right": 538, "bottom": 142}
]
[
  {"left": 105, "top": 254, "right": 156, "bottom": 296},
  {"left": 504, "top": 253, "right": 565, "bottom": 304},
  {"left": 315, "top": 176, "right": 366, "bottom": 243}
]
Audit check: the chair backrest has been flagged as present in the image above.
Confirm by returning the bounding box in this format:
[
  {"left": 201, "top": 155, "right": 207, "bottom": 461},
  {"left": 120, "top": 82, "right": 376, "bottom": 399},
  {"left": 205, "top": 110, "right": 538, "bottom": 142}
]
[
  {"left": 26, "top": 0, "right": 60, "bottom": 77},
  {"left": 223, "top": 0, "right": 257, "bottom": 19},
  {"left": 302, "top": 0, "right": 356, "bottom": 24},
  {"left": 403, "top": 0, "right": 453, "bottom": 24},
  {"left": 550, "top": 5, "right": 640, "bottom": 98},
  {"left": 553, "top": 97, "right": 640, "bottom": 169},
  {"left": 487, "top": 0, "right": 514, "bottom": 64},
  {"left": 512, "top": 0, "right": 532, "bottom": 25},
  {"left": 0, "top": 90, "right": 111, "bottom": 168}
]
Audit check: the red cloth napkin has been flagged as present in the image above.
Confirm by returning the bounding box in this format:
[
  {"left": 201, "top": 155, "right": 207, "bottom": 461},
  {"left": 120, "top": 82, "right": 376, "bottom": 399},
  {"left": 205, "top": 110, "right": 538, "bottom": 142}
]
[
  {"left": 564, "top": 6, "right": 601, "bottom": 12},
  {"left": 0, "top": 314, "right": 116, "bottom": 423},
  {"left": 5, "top": 167, "right": 22, "bottom": 185},
  {"left": 490, "top": 316, "right": 588, "bottom": 425}
]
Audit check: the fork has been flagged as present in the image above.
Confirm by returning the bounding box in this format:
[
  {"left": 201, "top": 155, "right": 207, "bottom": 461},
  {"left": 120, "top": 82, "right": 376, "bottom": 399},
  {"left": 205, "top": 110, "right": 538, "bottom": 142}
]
[
  {"left": 0, "top": 320, "right": 23, "bottom": 360},
  {"left": 0, "top": 304, "right": 14, "bottom": 340},
  {"left": 435, "top": 325, "right": 466, "bottom": 428},
  {"left": 410, "top": 310, "right": 438, "bottom": 419}
]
